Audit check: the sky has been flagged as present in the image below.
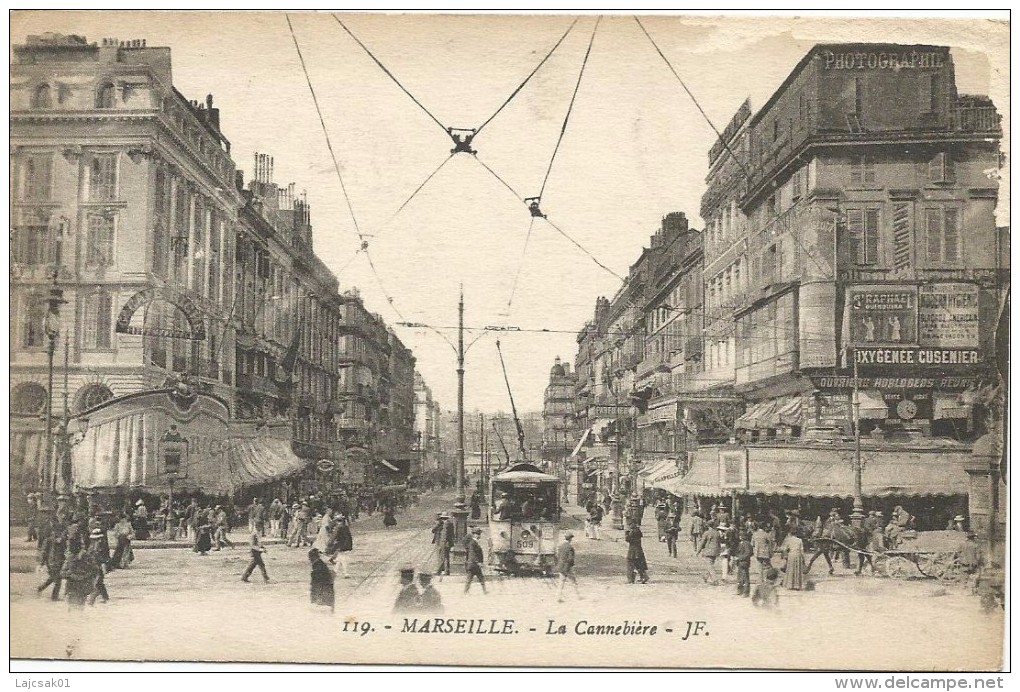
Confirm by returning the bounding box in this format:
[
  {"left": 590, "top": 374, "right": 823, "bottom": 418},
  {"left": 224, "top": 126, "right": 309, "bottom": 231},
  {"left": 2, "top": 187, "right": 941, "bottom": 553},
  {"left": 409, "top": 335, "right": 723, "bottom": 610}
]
[{"left": 10, "top": 11, "right": 1010, "bottom": 414}]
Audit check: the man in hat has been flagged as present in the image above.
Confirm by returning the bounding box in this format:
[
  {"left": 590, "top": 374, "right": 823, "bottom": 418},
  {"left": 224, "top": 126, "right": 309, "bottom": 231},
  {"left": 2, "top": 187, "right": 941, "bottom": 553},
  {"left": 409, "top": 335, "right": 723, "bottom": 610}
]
[
  {"left": 697, "top": 521, "right": 722, "bottom": 586},
  {"left": 431, "top": 513, "right": 449, "bottom": 575},
  {"left": 864, "top": 510, "right": 879, "bottom": 535},
  {"left": 37, "top": 519, "right": 67, "bottom": 600},
  {"left": 751, "top": 521, "right": 774, "bottom": 584},
  {"left": 555, "top": 531, "right": 581, "bottom": 603},
  {"left": 393, "top": 567, "right": 421, "bottom": 613},
  {"left": 133, "top": 499, "right": 150, "bottom": 540},
  {"left": 947, "top": 515, "right": 967, "bottom": 532},
  {"left": 268, "top": 498, "right": 284, "bottom": 538},
  {"left": 958, "top": 532, "right": 984, "bottom": 593},
  {"left": 242, "top": 531, "right": 270, "bottom": 583},
  {"left": 418, "top": 572, "right": 443, "bottom": 613},
  {"left": 213, "top": 506, "right": 233, "bottom": 551},
  {"left": 85, "top": 528, "right": 110, "bottom": 605},
  {"left": 464, "top": 527, "right": 487, "bottom": 594}
]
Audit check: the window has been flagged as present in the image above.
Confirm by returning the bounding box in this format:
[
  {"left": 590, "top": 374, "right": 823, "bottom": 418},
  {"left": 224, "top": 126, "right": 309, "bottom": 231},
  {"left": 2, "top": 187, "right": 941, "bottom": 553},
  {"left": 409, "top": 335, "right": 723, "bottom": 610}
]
[
  {"left": 853, "top": 77, "right": 864, "bottom": 115},
  {"left": 95, "top": 83, "right": 115, "bottom": 109},
  {"left": 192, "top": 199, "right": 206, "bottom": 293},
  {"left": 32, "top": 84, "right": 52, "bottom": 109},
  {"left": 82, "top": 292, "right": 114, "bottom": 349},
  {"left": 12, "top": 382, "right": 48, "bottom": 415},
  {"left": 89, "top": 154, "right": 118, "bottom": 201},
  {"left": 919, "top": 74, "right": 936, "bottom": 113},
  {"left": 75, "top": 384, "right": 113, "bottom": 413},
  {"left": 12, "top": 210, "right": 53, "bottom": 265},
  {"left": 20, "top": 154, "right": 53, "bottom": 201},
  {"left": 772, "top": 119, "right": 779, "bottom": 142},
  {"left": 928, "top": 152, "right": 954, "bottom": 184},
  {"left": 925, "top": 208, "right": 961, "bottom": 264},
  {"left": 850, "top": 156, "right": 876, "bottom": 185},
  {"left": 208, "top": 209, "right": 221, "bottom": 300},
  {"left": 20, "top": 294, "right": 47, "bottom": 349},
  {"left": 846, "top": 208, "right": 880, "bottom": 265},
  {"left": 86, "top": 214, "right": 115, "bottom": 267}
]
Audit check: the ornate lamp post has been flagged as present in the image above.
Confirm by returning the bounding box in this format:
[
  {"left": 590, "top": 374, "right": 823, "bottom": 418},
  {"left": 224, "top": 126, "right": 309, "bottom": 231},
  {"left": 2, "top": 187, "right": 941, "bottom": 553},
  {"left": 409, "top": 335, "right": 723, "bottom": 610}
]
[{"left": 43, "top": 274, "right": 66, "bottom": 495}]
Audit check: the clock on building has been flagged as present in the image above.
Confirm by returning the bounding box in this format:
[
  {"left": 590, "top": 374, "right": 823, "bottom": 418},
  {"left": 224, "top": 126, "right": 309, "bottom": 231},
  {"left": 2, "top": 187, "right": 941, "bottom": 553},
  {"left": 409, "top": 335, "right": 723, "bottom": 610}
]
[{"left": 896, "top": 399, "right": 918, "bottom": 420}]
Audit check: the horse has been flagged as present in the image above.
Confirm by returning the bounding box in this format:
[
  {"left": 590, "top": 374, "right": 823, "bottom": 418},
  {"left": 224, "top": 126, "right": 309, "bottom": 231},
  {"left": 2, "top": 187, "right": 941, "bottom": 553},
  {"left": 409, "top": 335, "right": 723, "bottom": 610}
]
[{"left": 793, "top": 521, "right": 876, "bottom": 576}]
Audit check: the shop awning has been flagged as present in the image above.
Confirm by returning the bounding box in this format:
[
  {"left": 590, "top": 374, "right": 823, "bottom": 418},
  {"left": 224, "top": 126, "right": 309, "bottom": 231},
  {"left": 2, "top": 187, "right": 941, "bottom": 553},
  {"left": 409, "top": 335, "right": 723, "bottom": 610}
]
[
  {"left": 735, "top": 399, "right": 779, "bottom": 429},
  {"left": 652, "top": 444, "right": 971, "bottom": 499},
  {"left": 742, "top": 445, "right": 971, "bottom": 497},
  {"left": 227, "top": 437, "right": 310, "bottom": 490},
  {"left": 569, "top": 428, "right": 591, "bottom": 458},
  {"left": 775, "top": 395, "right": 805, "bottom": 426},
  {"left": 646, "top": 458, "right": 685, "bottom": 485},
  {"left": 639, "top": 458, "right": 673, "bottom": 478},
  {"left": 10, "top": 430, "right": 45, "bottom": 486},
  {"left": 856, "top": 390, "right": 888, "bottom": 420},
  {"left": 933, "top": 394, "right": 972, "bottom": 420},
  {"left": 653, "top": 450, "right": 720, "bottom": 496}
]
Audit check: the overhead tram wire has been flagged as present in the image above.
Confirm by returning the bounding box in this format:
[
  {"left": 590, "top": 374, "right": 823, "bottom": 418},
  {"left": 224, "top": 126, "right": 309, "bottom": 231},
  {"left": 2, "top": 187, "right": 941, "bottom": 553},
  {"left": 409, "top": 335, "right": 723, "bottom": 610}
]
[
  {"left": 287, "top": 14, "right": 407, "bottom": 322},
  {"left": 633, "top": 16, "right": 831, "bottom": 279},
  {"left": 500, "top": 16, "right": 601, "bottom": 316},
  {"left": 538, "top": 15, "right": 600, "bottom": 199},
  {"left": 473, "top": 16, "right": 581, "bottom": 137},
  {"left": 286, "top": 13, "right": 365, "bottom": 245},
  {"left": 332, "top": 13, "right": 449, "bottom": 137}
]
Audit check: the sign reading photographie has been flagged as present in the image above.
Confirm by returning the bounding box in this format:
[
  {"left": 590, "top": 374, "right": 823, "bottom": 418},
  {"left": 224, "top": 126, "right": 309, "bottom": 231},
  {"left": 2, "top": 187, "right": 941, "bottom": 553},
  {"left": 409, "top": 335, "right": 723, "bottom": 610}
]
[
  {"left": 718, "top": 447, "right": 747, "bottom": 490},
  {"left": 918, "top": 283, "right": 980, "bottom": 348},
  {"left": 846, "top": 285, "right": 917, "bottom": 346}
]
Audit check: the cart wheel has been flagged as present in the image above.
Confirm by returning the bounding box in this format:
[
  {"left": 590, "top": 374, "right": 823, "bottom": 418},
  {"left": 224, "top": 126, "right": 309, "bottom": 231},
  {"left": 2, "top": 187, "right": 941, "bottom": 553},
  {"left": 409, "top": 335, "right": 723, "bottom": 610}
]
[
  {"left": 884, "top": 555, "right": 915, "bottom": 579},
  {"left": 918, "top": 553, "right": 962, "bottom": 580}
]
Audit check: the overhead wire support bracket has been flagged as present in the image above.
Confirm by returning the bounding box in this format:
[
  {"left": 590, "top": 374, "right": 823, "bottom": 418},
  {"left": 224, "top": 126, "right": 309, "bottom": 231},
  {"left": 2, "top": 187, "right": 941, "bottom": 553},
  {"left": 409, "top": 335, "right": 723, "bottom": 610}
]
[
  {"left": 448, "top": 127, "right": 478, "bottom": 155},
  {"left": 524, "top": 197, "right": 546, "bottom": 218}
]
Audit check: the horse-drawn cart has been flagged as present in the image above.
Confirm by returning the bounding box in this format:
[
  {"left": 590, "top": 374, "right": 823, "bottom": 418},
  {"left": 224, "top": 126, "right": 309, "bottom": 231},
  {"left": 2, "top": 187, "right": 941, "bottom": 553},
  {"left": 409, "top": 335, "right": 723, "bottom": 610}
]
[{"left": 874, "top": 530, "right": 969, "bottom": 581}]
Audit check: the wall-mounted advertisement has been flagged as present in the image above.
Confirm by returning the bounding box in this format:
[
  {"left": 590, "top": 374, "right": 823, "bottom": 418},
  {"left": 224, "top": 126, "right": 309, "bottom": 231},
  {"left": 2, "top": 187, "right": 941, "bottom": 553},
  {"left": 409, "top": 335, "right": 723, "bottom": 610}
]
[
  {"left": 918, "top": 283, "right": 980, "bottom": 348},
  {"left": 718, "top": 446, "right": 748, "bottom": 490},
  {"left": 846, "top": 285, "right": 917, "bottom": 346}
]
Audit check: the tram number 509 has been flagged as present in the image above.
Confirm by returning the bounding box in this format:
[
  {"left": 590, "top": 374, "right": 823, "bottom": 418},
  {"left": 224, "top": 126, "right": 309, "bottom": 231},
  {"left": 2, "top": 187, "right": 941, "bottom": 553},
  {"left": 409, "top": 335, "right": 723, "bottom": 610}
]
[{"left": 515, "top": 540, "right": 535, "bottom": 550}]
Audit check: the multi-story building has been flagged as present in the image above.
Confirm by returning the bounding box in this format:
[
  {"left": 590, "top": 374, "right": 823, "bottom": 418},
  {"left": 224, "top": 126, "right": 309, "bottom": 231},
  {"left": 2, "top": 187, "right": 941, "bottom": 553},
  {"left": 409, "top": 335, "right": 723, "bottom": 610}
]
[
  {"left": 9, "top": 33, "right": 434, "bottom": 510},
  {"left": 700, "top": 43, "right": 1003, "bottom": 445},
  {"left": 10, "top": 33, "right": 247, "bottom": 508},
  {"left": 413, "top": 371, "right": 443, "bottom": 476},
  {"left": 541, "top": 356, "right": 577, "bottom": 463},
  {"left": 374, "top": 329, "right": 416, "bottom": 482}
]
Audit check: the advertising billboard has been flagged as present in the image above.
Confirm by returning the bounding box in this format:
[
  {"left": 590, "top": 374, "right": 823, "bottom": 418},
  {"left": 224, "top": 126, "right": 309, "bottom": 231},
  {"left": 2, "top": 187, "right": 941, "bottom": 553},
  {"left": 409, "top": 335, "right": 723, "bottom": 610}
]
[
  {"left": 847, "top": 285, "right": 917, "bottom": 346},
  {"left": 918, "top": 283, "right": 980, "bottom": 348}
]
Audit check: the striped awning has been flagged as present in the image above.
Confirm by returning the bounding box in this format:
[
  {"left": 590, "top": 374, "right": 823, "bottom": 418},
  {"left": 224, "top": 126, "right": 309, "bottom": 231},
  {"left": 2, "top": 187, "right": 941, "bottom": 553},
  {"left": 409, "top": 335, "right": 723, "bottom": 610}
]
[{"left": 226, "top": 437, "right": 309, "bottom": 490}]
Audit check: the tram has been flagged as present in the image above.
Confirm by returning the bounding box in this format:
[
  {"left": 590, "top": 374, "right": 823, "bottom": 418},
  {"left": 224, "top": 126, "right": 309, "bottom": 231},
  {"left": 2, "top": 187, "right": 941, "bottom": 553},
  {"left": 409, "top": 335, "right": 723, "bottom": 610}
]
[{"left": 487, "top": 462, "right": 562, "bottom": 576}]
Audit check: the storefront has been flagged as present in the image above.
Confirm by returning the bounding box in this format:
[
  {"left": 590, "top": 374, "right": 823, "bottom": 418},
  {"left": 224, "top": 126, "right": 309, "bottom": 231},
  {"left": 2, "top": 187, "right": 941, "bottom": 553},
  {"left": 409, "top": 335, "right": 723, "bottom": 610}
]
[
  {"left": 69, "top": 387, "right": 310, "bottom": 503},
  {"left": 654, "top": 441, "right": 971, "bottom": 528}
]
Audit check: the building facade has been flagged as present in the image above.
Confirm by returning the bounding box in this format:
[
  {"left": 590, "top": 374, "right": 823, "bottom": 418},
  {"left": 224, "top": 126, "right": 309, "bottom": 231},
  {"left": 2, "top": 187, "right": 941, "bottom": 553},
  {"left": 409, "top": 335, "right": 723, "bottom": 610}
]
[
  {"left": 10, "top": 33, "right": 432, "bottom": 511},
  {"left": 700, "top": 43, "right": 1004, "bottom": 445},
  {"left": 541, "top": 356, "right": 577, "bottom": 464}
]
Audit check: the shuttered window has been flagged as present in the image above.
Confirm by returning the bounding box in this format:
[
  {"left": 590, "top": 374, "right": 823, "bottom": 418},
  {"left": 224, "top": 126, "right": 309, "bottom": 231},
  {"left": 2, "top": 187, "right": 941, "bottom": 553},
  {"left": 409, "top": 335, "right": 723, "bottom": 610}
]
[
  {"left": 86, "top": 214, "right": 115, "bottom": 267},
  {"left": 925, "top": 208, "right": 961, "bottom": 264},
  {"left": 846, "top": 208, "right": 880, "bottom": 265},
  {"left": 89, "top": 154, "right": 118, "bottom": 201},
  {"left": 82, "top": 291, "right": 113, "bottom": 350}
]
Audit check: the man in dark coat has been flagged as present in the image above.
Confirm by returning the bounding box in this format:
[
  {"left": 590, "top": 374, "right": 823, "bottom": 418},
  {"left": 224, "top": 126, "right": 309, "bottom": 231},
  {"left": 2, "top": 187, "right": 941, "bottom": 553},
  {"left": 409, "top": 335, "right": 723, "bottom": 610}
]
[
  {"left": 436, "top": 514, "right": 454, "bottom": 576},
  {"left": 36, "top": 522, "right": 67, "bottom": 600},
  {"left": 60, "top": 547, "right": 95, "bottom": 610},
  {"left": 85, "top": 528, "right": 110, "bottom": 605},
  {"left": 308, "top": 548, "right": 335, "bottom": 611},
  {"left": 625, "top": 524, "right": 649, "bottom": 584},
  {"left": 417, "top": 573, "right": 443, "bottom": 613},
  {"left": 393, "top": 567, "right": 420, "bottom": 613},
  {"left": 464, "top": 527, "right": 487, "bottom": 594},
  {"left": 734, "top": 529, "right": 753, "bottom": 597},
  {"left": 332, "top": 514, "right": 354, "bottom": 578}
]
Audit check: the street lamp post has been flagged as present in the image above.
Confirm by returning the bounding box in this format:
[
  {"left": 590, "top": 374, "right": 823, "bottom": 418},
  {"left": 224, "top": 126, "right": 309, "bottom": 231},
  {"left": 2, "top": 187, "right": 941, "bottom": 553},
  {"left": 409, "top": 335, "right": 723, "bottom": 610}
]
[
  {"left": 453, "top": 287, "right": 468, "bottom": 545},
  {"left": 850, "top": 349, "right": 865, "bottom": 528},
  {"left": 43, "top": 274, "right": 66, "bottom": 496}
]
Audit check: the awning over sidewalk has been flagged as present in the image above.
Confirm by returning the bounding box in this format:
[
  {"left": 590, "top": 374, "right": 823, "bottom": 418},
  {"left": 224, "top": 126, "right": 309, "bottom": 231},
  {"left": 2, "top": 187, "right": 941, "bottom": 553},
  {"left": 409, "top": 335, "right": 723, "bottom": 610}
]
[
  {"left": 735, "top": 399, "right": 779, "bottom": 430},
  {"left": 735, "top": 395, "right": 805, "bottom": 429},
  {"left": 226, "top": 437, "right": 309, "bottom": 490},
  {"left": 652, "top": 444, "right": 971, "bottom": 498}
]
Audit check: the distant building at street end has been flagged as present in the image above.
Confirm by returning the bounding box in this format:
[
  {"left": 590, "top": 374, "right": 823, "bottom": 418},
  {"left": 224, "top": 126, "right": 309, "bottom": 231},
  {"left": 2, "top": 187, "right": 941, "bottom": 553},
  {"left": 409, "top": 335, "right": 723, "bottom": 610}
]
[{"left": 542, "top": 356, "right": 578, "bottom": 463}]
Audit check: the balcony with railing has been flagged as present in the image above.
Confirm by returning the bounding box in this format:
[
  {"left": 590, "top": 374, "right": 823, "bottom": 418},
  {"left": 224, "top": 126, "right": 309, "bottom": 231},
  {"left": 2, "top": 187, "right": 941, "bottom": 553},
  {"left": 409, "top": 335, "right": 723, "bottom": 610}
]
[
  {"left": 236, "top": 372, "right": 279, "bottom": 397},
  {"left": 950, "top": 105, "right": 1001, "bottom": 133}
]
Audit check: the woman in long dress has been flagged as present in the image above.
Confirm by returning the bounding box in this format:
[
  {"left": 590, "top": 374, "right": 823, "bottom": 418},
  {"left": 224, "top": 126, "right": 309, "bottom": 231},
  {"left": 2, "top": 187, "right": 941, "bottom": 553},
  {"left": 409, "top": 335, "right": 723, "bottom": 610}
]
[{"left": 780, "top": 531, "right": 806, "bottom": 590}]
